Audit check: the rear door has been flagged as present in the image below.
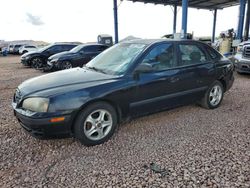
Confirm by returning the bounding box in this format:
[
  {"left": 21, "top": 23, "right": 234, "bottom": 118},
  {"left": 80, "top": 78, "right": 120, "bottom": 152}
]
[{"left": 176, "top": 42, "right": 216, "bottom": 100}]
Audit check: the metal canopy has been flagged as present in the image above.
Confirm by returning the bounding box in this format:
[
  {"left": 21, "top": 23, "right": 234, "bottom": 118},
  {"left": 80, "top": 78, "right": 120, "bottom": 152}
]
[{"left": 126, "top": 0, "right": 240, "bottom": 10}]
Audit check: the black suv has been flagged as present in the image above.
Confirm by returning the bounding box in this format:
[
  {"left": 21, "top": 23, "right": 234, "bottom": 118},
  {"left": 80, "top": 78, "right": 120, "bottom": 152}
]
[
  {"left": 46, "top": 44, "right": 109, "bottom": 71},
  {"left": 20, "top": 43, "right": 77, "bottom": 68}
]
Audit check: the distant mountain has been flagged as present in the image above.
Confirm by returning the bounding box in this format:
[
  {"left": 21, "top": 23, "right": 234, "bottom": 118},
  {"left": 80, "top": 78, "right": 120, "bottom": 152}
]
[{"left": 0, "top": 40, "right": 49, "bottom": 48}]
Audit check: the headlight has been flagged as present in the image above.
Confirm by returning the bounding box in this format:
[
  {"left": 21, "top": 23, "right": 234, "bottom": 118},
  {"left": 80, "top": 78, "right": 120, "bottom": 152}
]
[{"left": 22, "top": 98, "right": 49, "bottom": 112}]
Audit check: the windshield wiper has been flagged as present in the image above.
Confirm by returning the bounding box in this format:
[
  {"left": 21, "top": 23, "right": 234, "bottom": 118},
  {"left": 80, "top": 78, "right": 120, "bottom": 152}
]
[{"left": 84, "top": 66, "right": 107, "bottom": 74}]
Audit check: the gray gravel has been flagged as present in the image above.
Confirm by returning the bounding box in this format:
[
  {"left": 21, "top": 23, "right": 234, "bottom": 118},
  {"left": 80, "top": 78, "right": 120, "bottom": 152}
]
[{"left": 0, "top": 56, "right": 250, "bottom": 187}]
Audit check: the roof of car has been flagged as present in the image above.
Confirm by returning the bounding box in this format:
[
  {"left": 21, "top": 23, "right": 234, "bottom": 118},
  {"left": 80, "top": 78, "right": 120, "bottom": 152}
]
[{"left": 122, "top": 39, "right": 202, "bottom": 45}]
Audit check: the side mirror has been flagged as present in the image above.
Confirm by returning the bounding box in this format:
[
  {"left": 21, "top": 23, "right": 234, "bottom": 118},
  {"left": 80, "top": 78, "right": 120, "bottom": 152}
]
[{"left": 134, "top": 63, "right": 154, "bottom": 73}]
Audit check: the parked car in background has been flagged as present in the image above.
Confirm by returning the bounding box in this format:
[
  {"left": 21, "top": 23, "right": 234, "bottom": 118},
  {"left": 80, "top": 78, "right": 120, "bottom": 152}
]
[
  {"left": 46, "top": 44, "right": 109, "bottom": 71},
  {"left": 8, "top": 44, "right": 14, "bottom": 54},
  {"left": 233, "top": 40, "right": 250, "bottom": 74},
  {"left": 0, "top": 47, "right": 8, "bottom": 56},
  {"left": 12, "top": 39, "right": 234, "bottom": 146},
  {"left": 19, "top": 45, "right": 37, "bottom": 55},
  {"left": 20, "top": 43, "right": 77, "bottom": 68},
  {"left": 13, "top": 44, "right": 24, "bottom": 54}
]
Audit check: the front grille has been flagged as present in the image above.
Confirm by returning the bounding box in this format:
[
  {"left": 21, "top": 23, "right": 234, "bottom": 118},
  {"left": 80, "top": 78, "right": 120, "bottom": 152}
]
[
  {"left": 243, "top": 46, "right": 250, "bottom": 58},
  {"left": 14, "top": 89, "right": 22, "bottom": 104}
]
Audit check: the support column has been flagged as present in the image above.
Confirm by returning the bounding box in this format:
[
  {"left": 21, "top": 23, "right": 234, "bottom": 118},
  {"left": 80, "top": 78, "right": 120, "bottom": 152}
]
[
  {"left": 244, "top": 0, "right": 250, "bottom": 41},
  {"left": 173, "top": 5, "right": 177, "bottom": 34},
  {"left": 212, "top": 9, "right": 217, "bottom": 43},
  {"left": 113, "top": 0, "right": 119, "bottom": 44},
  {"left": 181, "top": 0, "right": 188, "bottom": 38},
  {"left": 237, "top": 0, "right": 246, "bottom": 40}
]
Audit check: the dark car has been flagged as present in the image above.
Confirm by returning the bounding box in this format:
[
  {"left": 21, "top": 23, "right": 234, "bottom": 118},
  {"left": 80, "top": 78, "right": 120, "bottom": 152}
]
[
  {"left": 13, "top": 44, "right": 24, "bottom": 54},
  {"left": 46, "top": 44, "right": 109, "bottom": 71},
  {"left": 12, "top": 39, "right": 234, "bottom": 146},
  {"left": 20, "top": 43, "right": 77, "bottom": 68}
]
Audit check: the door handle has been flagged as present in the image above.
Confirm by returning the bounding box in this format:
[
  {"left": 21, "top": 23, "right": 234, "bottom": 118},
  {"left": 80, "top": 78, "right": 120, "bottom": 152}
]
[{"left": 170, "top": 77, "right": 180, "bottom": 83}]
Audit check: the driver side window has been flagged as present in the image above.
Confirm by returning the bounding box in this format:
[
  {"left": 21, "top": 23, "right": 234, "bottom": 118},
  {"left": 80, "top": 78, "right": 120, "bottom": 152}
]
[{"left": 141, "top": 43, "right": 175, "bottom": 71}]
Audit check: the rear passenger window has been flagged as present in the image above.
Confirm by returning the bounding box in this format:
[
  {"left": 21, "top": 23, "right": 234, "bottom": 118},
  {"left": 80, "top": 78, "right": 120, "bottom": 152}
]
[
  {"left": 63, "top": 45, "right": 75, "bottom": 51},
  {"left": 97, "top": 46, "right": 108, "bottom": 52},
  {"left": 49, "top": 45, "right": 63, "bottom": 52},
  {"left": 206, "top": 46, "right": 221, "bottom": 60},
  {"left": 178, "top": 44, "right": 207, "bottom": 66},
  {"left": 84, "top": 46, "right": 99, "bottom": 53}
]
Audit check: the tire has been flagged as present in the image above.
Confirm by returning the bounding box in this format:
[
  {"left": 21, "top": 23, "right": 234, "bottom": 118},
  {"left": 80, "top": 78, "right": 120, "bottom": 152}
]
[
  {"left": 61, "top": 61, "right": 72, "bottom": 70},
  {"left": 31, "top": 57, "right": 43, "bottom": 69},
  {"left": 200, "top": 81, "right": 224, "bottom": 109},
  {"left": 74, "top": 102, "right": 118, "bottom": 146}
]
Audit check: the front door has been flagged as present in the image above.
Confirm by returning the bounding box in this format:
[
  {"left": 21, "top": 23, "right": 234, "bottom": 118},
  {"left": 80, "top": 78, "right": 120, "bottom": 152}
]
[{"left": 130, "top": 42, "right": 183, "bottom": 116}]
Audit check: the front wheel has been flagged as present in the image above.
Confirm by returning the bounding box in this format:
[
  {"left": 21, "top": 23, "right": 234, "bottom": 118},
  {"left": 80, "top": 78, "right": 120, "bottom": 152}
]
[
  {"left": 31, "top": 57, "right": 44, "bottom": 69},
  {"left": 200, "top": 81, "right": 224, "bottom": 109},
  {"left": 74, "top": 102, "right": 118, "bottom": 146},
  {"left": 61, "top": 61, "right": 72, "bottom": 70}
]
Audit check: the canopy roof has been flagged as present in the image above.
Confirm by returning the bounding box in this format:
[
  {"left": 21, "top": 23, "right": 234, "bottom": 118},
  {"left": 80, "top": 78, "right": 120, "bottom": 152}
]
[{"left": 126, "top": 0, "right": 240, "bottom": 9}]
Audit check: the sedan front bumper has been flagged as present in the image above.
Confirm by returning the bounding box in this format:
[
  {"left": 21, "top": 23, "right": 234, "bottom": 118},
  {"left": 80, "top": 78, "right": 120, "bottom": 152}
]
[
  {"left": 20, "top": 58, "right": 31, "bottom": 66},
  {"left": 14, "top": 108, "right": 73, "bottom": 138}
]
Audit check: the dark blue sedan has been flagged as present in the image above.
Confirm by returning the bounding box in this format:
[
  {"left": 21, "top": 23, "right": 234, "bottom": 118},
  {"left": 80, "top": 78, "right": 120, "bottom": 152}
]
[{"left": 12, "top": 39, "right": 234, "bottom": 146}]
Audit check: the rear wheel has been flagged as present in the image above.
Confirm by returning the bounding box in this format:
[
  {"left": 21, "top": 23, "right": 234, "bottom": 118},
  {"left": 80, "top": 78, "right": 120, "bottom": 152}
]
[
  {"left": 74, "top": 102, "right": 118, "bottom": 146},
  {"left": 200, "top": 81, "right": 224, "bottom": 109}
]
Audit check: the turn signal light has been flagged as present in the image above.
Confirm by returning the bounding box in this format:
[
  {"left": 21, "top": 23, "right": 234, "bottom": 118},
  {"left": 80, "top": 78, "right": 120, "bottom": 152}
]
[{"left": 50, "top": 117, "right": 65, "bottom": 123}]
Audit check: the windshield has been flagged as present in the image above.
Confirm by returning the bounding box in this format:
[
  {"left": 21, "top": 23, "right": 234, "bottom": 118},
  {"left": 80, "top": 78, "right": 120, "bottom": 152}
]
[
  {"left": 70, "top": 45, "right": 84, "bottom": 53},
  {"left": 86, "top": 43, "right": 146, "bottom": 75},
  {"left": 39, "top": 44, "right": 53, "bottom": 52}
]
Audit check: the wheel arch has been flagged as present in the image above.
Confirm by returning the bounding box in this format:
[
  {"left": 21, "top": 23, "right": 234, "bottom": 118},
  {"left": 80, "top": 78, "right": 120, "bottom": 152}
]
[
  {"left": 217, "top": 78, "right": 227, "bottom": 92},
  {"left": 70, "top": 99, "right": 122, "bottom": 134}
]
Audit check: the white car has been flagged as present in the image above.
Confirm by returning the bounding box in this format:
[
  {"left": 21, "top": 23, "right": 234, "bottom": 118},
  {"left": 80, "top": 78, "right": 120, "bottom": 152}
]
[{"left": 19, "top": 45, "right": 37, "bottom": 55}]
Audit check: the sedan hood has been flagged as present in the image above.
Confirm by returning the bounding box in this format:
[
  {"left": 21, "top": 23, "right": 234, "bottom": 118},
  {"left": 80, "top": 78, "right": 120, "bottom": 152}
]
[
  {"left": 21, "top": 51, "right": 40, "bottom": 58},
  {"left": 18, "top": 68, "right": 117, "bottom": 97},
  {"left": 49, "top": 51, "right": 76, "bottom": 60}
]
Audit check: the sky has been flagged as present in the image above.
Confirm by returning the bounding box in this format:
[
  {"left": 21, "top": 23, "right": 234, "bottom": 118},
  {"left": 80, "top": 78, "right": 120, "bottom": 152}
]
[{"left": 0, "top": 0, "right": 240, "bottom": 43}]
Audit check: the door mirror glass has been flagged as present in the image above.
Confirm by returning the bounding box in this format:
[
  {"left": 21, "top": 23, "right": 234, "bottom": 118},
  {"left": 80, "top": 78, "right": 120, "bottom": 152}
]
[{"left": 134, "top": 63, "right": 154, "bottom": 73}]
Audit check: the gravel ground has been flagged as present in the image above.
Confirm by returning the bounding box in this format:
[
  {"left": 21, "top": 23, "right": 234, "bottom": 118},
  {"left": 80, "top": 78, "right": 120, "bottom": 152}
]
[{"left": 0, "top": 56, "right": 249, "bottom": 188}]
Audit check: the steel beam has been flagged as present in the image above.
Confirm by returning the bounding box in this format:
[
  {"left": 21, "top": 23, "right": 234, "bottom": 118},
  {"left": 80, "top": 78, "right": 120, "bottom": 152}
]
[
  {"left": 181, "top": 0, "right": 189, "bottom": 38},
  {"left": 237, "top": 0, "right": 246, "bottom": 40},
  {"left": 212, "top": 9, "right": 217, "bottom": 43},
  {"left": 244, "top": 0, "right": 250, "bottom": 41},
  {"left": 173, "top": 4, "right": 177, "bottom": 34},
  {"left": 113, "top": 0, "right": 119, "bottom": 44}
]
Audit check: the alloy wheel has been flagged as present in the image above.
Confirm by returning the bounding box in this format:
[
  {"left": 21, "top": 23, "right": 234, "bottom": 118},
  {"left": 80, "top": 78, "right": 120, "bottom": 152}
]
[
  {"left": 63, "top": 62, "right": 72, "bottom": 69},
  {"left": 32, "top": 58, "right": 43, "bottom": 69},
  {"left": 83, "top": 109, "right": 113, "bottom": 141},
  {"left": 209, "top": 85, "right": 223, "bottom": 106}
]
